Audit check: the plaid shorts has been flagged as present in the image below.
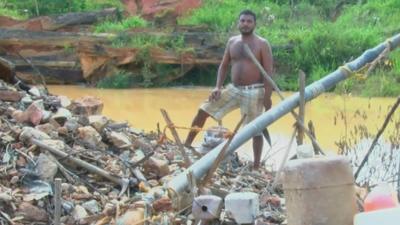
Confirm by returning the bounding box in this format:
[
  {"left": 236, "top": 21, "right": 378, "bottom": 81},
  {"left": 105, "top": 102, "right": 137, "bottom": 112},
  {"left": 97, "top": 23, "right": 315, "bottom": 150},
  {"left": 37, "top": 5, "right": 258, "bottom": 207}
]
[{"left": 200, "top": 84, "right": 265, "bottom": 125}]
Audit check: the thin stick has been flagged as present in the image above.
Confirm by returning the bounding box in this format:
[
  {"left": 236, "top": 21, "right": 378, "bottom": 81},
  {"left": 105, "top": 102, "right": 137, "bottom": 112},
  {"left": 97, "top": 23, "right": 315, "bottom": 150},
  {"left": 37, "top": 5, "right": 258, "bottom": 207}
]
[
  {"left": 202, "top": 115, "right": 246, "bottom": 187},
  {"left": 296, "top": 70, "right": 306, "bottom": 145},
  {"left": 54, "top": 178, "right": 62, "bottom": 225},
  {"left": 30, "top": 138, "right": 129, "bottom": 187},
  {"left": 308, "top": 121, "right": 320, "bottom": 155},
  {"left": 273, "top": 128, "right": 298, "bottom": 187},
  {"left": 186, "top": 170, "right": 198, "bottom": 197},
  {"left": 160, "top": 108, "right": 191, "bottom": 167},
  {"left": 0, "top": 210, "right": 15, "bottom": 225},
  {"left": 14, "top": 149, "right": 36, "bottom": 166},
  {"left": 244, "top": 44, "right": 325, "bottom": 155},
  {"left": 50, "top": 155, "right": 75, "bottom": 183},
  {"left": 354, "top": 96, "right": 400, "bottom": 179}
]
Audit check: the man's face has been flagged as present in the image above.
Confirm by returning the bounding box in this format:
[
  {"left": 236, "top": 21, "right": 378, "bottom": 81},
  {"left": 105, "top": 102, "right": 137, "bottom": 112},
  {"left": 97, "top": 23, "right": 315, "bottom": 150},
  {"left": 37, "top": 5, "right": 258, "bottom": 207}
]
[{"left": 238, "top": 14, "right": 256, "bottom": 35}]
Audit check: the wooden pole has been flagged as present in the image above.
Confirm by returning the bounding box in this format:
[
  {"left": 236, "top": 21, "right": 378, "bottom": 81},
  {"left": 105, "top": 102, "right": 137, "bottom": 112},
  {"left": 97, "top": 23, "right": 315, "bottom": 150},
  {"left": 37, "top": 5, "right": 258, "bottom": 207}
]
[
  {"left": 243, "top": 44, "right": 325, "bottom": 155},
  {"left": 296, "top": 70, "right": 306, "bottom": 145},
  {"left": 160, "top": 108, "right": 191, "bottom": 167},
  {"left": 31, "top": 138, "right": 129, "bottom": 187},
  {"left": 201, "top": 115, "right": 246, "bottom": 186},
  {"left": 54, "top": 178, "right": 62, "bottom": 225}
]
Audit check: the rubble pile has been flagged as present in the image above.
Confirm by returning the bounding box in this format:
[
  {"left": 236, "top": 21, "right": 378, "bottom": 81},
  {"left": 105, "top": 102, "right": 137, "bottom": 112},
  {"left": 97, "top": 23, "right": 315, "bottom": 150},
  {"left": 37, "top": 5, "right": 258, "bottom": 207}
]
[{"left": 0, "top": 80, "right": 286, "bottom": 225}]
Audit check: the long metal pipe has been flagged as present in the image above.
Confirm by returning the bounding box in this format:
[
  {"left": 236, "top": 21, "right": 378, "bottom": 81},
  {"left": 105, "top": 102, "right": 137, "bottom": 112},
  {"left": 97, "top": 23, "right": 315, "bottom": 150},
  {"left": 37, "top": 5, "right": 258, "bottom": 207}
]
[{"left": 168, "top": 34, "right": 400, "bottom": 196}]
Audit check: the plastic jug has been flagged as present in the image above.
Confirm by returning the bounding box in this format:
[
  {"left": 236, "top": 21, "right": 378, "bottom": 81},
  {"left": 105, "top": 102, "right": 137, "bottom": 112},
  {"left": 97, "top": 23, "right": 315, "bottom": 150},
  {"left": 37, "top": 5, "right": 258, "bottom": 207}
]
[
  {"left": 354, "top": 207, "right": 400, "bottom": 225},
  {"left": 363, "top": 184, "right": 398, "bottom": 212}
]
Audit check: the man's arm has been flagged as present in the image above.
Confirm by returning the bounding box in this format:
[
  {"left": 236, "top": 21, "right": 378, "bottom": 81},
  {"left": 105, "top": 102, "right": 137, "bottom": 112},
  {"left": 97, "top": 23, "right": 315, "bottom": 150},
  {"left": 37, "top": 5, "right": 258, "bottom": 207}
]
[
  {"left": 261, "top": 39, "right": 273, "bottom": 110},
  {"left": 210, "top": 38, "right": 232, "bottom": 101}
]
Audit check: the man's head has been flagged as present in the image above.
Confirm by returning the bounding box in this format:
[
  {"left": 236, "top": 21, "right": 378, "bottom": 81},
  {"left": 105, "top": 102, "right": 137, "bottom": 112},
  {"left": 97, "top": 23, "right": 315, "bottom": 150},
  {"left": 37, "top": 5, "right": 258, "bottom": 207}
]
[{"left": 238, "top": 9, "right": 256, "bottom": 35}]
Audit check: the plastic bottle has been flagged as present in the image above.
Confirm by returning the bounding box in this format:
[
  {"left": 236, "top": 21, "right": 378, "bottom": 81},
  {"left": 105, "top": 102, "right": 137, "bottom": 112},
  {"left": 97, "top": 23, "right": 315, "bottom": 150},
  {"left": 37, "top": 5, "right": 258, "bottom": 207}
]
[{"left": 363, "top": 184, "right": 398, "bottom": 212}]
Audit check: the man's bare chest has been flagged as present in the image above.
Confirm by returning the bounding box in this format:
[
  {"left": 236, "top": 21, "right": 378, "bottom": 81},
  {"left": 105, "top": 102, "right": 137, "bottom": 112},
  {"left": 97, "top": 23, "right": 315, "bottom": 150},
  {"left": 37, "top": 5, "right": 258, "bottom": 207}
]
[{"left": 229, "top": 42, "right": 261, "bottom": 61}]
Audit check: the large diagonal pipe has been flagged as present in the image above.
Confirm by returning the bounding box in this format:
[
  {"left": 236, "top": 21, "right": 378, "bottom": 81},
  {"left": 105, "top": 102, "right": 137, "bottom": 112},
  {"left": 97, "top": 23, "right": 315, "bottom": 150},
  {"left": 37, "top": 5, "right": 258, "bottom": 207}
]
[{"left": 168, "top": 34, "right": 400, "bottom": 201}]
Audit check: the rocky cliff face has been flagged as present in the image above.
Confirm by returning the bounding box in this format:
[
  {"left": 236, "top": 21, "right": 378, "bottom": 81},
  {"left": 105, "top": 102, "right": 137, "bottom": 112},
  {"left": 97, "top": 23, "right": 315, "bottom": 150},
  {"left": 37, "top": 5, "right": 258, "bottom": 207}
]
[
  {"left": 122, "top": 0, "right": 202, "bottom": 18},
  {"left": 0, "top": 2, "right": 225, "bottom": 86}
]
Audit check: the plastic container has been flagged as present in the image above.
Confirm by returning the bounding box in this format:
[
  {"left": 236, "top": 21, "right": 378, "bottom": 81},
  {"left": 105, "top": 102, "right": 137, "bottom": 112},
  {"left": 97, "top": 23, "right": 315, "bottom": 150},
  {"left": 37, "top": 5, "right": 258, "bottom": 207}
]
[
  {"left": 282, "top": 156, "right": 357, "bottom": 225},
  {"left": 363, "top": 184, "right": 398, "bottom": 212},
  {"left": 354, "top": 207, "right": 400, "bottom": 225},
  {"left": 192, "top": 195, "right": 223, "bottom": 220}
]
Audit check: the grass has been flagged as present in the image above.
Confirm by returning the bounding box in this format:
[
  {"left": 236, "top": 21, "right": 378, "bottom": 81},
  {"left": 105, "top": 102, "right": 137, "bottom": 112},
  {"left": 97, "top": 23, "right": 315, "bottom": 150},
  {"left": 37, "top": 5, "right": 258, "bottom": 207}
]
[
  {"left": 95, "top": 16, "right": 148, "bottom": 33},
  {"left": 0, "top": 8, "right": 27, "bottom": 20},
  {"left": 177, "top": 0, "right": 400, "bottom": 96}
]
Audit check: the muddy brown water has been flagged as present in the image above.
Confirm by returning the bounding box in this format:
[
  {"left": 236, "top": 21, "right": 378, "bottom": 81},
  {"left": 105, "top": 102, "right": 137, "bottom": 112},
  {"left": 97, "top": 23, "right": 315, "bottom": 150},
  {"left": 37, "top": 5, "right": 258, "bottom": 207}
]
[{"left": 49, "top": 85, "right": 398, "bottom": 165}]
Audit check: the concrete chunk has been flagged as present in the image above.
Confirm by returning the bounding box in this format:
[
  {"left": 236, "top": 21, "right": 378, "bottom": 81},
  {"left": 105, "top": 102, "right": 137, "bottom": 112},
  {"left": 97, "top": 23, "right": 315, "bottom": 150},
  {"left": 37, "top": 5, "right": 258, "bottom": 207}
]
[{"left": 225, "top": 192, "right": 259, "bottom": 224}]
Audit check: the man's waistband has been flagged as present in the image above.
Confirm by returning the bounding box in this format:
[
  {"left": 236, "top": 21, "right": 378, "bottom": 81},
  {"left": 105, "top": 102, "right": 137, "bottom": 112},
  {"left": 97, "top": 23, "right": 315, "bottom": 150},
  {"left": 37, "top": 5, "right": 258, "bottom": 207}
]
[{"left": 233, "top": 83, "right": 264, "bottom": 90}]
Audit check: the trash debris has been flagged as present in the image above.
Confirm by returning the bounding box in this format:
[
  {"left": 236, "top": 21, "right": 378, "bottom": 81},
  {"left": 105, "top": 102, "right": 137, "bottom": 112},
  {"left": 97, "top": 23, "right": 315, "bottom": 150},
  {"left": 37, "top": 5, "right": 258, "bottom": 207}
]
[{"left": 0, "top": 79, "right": 286, "bottom": 224}]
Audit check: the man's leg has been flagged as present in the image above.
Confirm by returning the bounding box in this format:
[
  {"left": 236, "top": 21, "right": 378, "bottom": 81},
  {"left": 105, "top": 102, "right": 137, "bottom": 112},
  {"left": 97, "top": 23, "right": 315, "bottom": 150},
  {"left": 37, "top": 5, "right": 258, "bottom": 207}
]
[
  {"left": 252, "top": 135, "right": 263, "bottom": 170},
  {"left": 184, "top": 109, "right": 210, "bottom": 147}
]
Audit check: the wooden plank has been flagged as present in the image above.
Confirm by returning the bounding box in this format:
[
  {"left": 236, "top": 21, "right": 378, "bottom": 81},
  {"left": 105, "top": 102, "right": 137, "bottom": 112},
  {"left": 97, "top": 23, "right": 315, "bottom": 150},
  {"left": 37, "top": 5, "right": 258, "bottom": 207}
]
[{"left": 296, "top": 70, "right": 306, "bottom": 145}]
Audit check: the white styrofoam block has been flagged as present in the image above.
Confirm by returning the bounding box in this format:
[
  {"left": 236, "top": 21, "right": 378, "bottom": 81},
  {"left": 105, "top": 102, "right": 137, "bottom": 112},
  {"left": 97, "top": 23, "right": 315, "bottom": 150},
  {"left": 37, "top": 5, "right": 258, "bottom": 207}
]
[
  {"left": 192, "top": 195, "right": 223, "bottom": 220},
  {"left": 225, "top": 192, "right": 259, "bottom": 224}
]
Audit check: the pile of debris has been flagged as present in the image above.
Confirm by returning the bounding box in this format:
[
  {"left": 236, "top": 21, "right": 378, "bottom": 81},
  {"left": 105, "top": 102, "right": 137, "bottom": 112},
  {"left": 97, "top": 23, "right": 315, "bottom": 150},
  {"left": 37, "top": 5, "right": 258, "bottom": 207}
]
[{"left": 0, "top": 80, "right": 286, "bottom": 225}]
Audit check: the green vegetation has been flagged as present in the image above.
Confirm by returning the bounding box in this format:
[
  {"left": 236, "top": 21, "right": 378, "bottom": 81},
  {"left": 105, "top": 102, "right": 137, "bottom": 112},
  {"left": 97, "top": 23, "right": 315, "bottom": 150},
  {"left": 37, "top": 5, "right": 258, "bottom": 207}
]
[
  {"left": 0, "top": 7, "right": 27, "bottom": 20},
  {"left": 96, "top": 70, "right": 137, "bottom": 89},
  {"left": 178, "top": 0, "right": 400, "bottom": 96},
  {"left": 1, "top": 0, "right": 122, "bottom": 17},
  {"left": 1, "top": 0, "right": 398, "bottom": 95},
  {"left": 110, "top": 31, "right": 187, "bottom": 51}
]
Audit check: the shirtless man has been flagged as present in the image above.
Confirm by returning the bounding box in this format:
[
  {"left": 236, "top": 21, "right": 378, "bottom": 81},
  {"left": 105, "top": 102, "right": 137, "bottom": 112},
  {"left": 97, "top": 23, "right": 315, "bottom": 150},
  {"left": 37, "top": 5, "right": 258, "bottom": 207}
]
[{"left": 184, "top": 9, "right": 273, "bottom": 170}]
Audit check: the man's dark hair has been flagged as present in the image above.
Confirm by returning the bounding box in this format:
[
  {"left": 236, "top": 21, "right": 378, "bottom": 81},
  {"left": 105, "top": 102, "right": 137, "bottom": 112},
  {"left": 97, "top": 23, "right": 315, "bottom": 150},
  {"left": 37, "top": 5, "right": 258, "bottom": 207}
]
[{"left": 239, "top": 9, "right": 256, "bottom": 22}]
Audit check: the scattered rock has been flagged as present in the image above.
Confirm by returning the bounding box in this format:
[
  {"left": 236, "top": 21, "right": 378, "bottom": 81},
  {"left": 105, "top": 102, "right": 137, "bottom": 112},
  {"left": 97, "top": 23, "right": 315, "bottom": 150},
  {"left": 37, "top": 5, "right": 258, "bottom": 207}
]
[
  {"left": 82, "top": 200, "right": 101, "bottom": 214},
  {"left": 35, "top": 153, "right": 58, "bottom": 181},
  {"left": 88, "top": 115, "right": 108, "bottom": 132},
  {"left": 58, "top": 95, "right": 72, "bottom": 108},
  {"left": 108, "top": 131, "right": 132, "bottom": 149},
  {"left": 153, "top": 197, "right": 173, "bottom": 212},
  {"left": 17, "top": 202, "right": 49, "bottom": 222},
  {"left": 72, "top": 205, "right": 88, "bottom": 221},
  {"left": 51, "top": 107, "right": 72, "bottom": 126},
  {"left": 12, "top": 100, "right": 45, "bottom": 125},
  {"left": 144, "top": 157, "right": 170, "bottom": 178},
  {"left": 0, "top": 90, "right": 23, "bottom": 102},
  {"left": 70, "top": 96, "right": 103, "bottom": 116},
  {"left": 35, "top": 123, "right": 57, "bottom": 135},
  {"left": 78, "top": 126, "right": 102, "bottom": 147},
  {"left": 116, "top": 208, "right": 145, "bottom": 225},
  {"left": 19, "top": 126, "right": 50, "bottom": 142}
]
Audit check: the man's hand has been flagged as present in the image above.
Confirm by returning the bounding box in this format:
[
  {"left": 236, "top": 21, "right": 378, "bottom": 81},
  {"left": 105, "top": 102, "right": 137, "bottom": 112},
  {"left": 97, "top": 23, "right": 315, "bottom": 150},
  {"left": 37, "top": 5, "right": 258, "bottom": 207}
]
[
  {"left": 209, "top": 87, "right": 222, "bottom": 102},
  {"left": 264, "top": 97, "right": 272, "bottom": 110}
]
